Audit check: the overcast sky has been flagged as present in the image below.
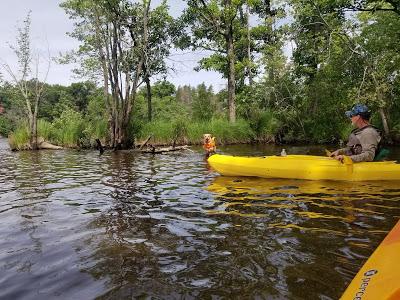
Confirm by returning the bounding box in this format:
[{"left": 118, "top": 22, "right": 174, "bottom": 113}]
[{"left": 0, "top": 0, "right": 227, "bottom": 90}]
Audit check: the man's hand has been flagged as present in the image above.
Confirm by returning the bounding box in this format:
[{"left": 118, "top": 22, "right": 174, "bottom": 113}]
[
  {"left": 329, "top": 150, "right": 340, "bottom": 157},
  {"left": 334, "top": 155, "right": 344, "bottom": 163}
]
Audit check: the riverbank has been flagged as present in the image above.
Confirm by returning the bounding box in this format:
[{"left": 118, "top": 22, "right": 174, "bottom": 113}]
[
  {"left": 7, "top": 118, "right": 273, "bottom": 151},
  {"left": 6, "top": 117, "right": 400, "bottom": 151}
]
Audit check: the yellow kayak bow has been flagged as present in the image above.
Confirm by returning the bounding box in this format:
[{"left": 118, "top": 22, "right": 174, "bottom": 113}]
[{"left": 341, "top": 220, "right": 400, "bottom": 299}]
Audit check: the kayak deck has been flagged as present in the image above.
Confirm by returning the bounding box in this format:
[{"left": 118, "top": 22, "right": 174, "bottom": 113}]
[
  {"left": 341, "top": 220, "right": 400, "bottom": 299},
  {"left": 207, "top": 154, "right": 400, "bottom": 181}
]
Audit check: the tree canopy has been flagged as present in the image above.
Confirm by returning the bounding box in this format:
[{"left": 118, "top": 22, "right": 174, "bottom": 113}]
[{"left": 2, "top": 0, "right": 400, "bottom": 147}]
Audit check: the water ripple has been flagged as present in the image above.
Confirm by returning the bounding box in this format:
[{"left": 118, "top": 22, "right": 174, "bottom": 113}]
[{"left": 1, "top": 140, "right": 400, "bottom": 299}]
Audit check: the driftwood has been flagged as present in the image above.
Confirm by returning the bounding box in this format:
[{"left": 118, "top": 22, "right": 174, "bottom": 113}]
[
  {"left": 139, "top": 135, "right": 153, "bottom": 150},
  {"left": 36, "top": 137, "right": 62, "bottom": 150},
  {"left": 141, "top": 145, "right": 192, "bottom": 154},
  {"left": 39, "top": 141, "right": 63, "bottom": 150},
  {"left": 10, "top": 137, "right": 63, "bottom": 151}
]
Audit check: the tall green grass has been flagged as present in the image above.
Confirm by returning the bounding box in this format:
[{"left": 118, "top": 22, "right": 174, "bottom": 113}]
[
  {"left": 51, "top": 109, "right": 84, "bottom": 147},
  {"left": 9, "top": 114, "right": 107, "bottom": 149},
  {"left": 8, "top": 110, "right": 281, "bottom": 149},
  {"left": 83, "top": 119, "right": 108, "bottom": 143},
  {"left": 137, "top": 118, "right": 254, "bottom": 145},
  {"left": 187, "top": 119, "right": 253, "bottom": 144},
  {"left": 37, "top": 119, "right": 53, "bottom": 141},
  {"left": 8, "top": 120, "right": 53, "bottom": 150},
  {"left": 137, "top": 120, "right": 175, "bottom": 145},
  {"left": 8, "top": 123, "right": 30, "bottom": 150}
]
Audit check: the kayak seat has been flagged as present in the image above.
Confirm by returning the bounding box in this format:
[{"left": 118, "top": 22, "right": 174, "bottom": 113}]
[{"left": 374, "top": 148, "right": 390, "bottom": 161}]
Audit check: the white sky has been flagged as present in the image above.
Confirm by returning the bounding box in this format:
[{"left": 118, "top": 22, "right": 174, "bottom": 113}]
[{"left": 0, "top": 0, "right": 227, "bottom": 90}]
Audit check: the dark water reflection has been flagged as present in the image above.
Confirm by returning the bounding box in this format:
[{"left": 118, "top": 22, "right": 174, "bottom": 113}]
[{"left": 1, "top": 139, "right": 400, "bottom": 299}]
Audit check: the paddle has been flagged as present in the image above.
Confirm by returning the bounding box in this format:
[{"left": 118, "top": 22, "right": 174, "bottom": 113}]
[{"left": 342, "top": 155, "right": 353, "bottom": 165}]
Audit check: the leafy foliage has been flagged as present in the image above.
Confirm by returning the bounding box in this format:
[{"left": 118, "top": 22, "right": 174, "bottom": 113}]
[{"left": 3, "top": 0, "right": 400, "bottom": 148}]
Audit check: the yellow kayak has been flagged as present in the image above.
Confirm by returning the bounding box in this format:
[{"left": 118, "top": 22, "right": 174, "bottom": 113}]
[
  {"left": 207, "top": 154, "right": 400, "bottom": 181},
  {"left": 341, "top": 220, "right": 400, "bottom": 299}
]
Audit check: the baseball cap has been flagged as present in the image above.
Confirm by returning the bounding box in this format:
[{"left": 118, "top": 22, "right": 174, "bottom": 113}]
[{"left": 345, "top": 104, "right": 370, "bottom": 118}]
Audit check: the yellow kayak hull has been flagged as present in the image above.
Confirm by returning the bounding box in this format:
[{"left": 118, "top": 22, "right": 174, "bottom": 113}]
[
  {"left": 341, "top": 220, "right": 400, "bottom": 299},
  {"left": 207, "top": 154, "right": 400, "bottom": 181}
]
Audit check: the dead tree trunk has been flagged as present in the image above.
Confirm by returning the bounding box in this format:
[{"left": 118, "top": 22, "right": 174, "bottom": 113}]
[
  {"left": 246, "top": 4, "right": 253, "bottom": 85},
  {"left": 226, "top": 19, "right": 236, "bottom": 123},
  {"left": 145, "top": 74, "right": 152, "bottom": 122}
]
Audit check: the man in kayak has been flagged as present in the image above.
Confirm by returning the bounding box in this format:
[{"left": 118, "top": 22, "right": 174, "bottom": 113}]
[{"left": 330, "top": 104, "right": 381, "bottom": 162}]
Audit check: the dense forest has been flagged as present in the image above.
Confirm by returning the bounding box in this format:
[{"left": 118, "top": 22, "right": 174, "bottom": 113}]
[{"left": 1, "top": 0, "right": 399, "bottom": 150}]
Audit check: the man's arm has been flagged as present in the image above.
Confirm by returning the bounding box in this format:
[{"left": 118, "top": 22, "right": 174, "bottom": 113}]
[
  {"left": 330, "top": 147, "right": 350, "bottom": 157},
  {"left": 350, "top": 145, "right": 376, "bottom": 162},
  {"left": 350, "top": 128, "right": 380, "bottom": 162}
]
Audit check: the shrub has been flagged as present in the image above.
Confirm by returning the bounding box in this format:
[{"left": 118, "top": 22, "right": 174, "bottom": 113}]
[
  {"left": 172, "top": 118, "right": 188, "bottom": 145},
  {"left": 0, "top": 115, "right": 14, "bottom": 137},
  {"left": 249, "top": 110, "right": 280, "bottom": 142}
]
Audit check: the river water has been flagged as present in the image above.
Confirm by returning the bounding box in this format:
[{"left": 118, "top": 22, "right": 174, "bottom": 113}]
[{"left": 1, "top": 138, "right": 400, "bottom": 299}]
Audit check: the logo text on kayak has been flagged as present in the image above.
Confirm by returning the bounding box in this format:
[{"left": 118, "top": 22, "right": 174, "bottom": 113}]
[{"left": 353, "top": 269, "right": 378, "bottom": 300}]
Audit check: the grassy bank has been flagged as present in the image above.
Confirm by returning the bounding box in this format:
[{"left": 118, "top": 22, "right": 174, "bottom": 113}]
[
  {"left": 8, "top": 110, "right": 108, "bottom": 150},
  {"left": 8, "top": 116, "right": 280, "bottom": 150},
  {"left": 136, "top": 118, "right": 256, "bottom": 145}
]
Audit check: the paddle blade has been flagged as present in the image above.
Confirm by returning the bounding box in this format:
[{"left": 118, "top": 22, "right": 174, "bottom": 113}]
[
  {"left": 325, "top": 149, "right": 332, "bottom": 157},
  {"left": 343, "top": 155, "right": 353, "bottom": 165}
]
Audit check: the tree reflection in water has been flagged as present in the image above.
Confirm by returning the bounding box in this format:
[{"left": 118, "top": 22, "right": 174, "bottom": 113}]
[{"left": 2, "top": 142, "right": 400, "bottom": 299}]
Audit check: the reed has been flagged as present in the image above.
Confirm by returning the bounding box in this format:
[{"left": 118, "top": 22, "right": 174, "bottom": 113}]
[
  {"left": 52, "top": 109, "right": 84, "bottom": 147},
  {"left": 137, "top": 118, "right": 254, "bottom": 145},
  {"left": 8, "top": 123, "right": 30, "bottom": 150}
]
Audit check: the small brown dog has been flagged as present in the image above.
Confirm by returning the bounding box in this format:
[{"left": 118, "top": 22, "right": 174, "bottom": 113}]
[{"left": 203, "top": 134, "right": 216, "bottom": 156}]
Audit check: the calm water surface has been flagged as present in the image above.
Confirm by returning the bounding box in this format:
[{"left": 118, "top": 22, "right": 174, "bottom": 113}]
[{"left": 1, "top": 139, "right": 400, "bottom": 299}]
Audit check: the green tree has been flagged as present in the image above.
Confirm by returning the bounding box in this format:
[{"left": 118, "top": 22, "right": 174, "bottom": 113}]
[
  {"left": 182, "top": 0, "right": 249, "bottom": 123},
  {"left": 0, "top": 12, "right": 50, "bottom": 149},
  {"left": 152, "top": 80, "right": 176, "bottom": 98},
  {"left": 139, "top": 1, "right": 177, "bottom": 122},
  {"left": 62, "top": 0, "right": 152, "bottom": 149},
  {"left": 68, "top": 81, "right": 97, "bottom": 112},
  {"left": 192, "top": 83, "right": 215, "bottom": 121},
  {"left": 351, "top": 10, "right": 400, "bottom": 138},
  {"left": 343, "top": 0, "right": 400, "bottom": 14}
]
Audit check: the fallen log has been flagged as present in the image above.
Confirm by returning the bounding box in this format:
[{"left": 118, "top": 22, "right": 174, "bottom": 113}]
[
  {"left": 139, "top": 135, "right": 153, "bottom": 150},
  {"left": 140, "top": 145, "right": 192, "bottom": 154},
  {"left": 39, "top": 141, "right": 63, "bottom": 150},
  {"left": 37, "top": 137, "right": 63, "bottom": 150}
]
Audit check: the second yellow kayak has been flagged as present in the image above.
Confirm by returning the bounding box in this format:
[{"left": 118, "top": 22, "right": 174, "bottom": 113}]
[{"left": 207, "top": 154, "right": 400, "bottom": 181}]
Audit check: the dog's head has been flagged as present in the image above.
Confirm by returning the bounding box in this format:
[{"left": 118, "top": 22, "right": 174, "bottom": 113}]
[{"left": 203, "top": 133, "right": 212, "bottom": 144}]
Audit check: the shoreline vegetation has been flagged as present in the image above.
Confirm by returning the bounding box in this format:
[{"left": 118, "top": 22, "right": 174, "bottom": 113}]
[
  {"left": 3, "top": 84, "right": 400, "bottom": 152},
  {"left": 2, "top": 80, "right": 400, "bottom": 152},
  {"left": 6, "top": 116, "right": 272, "bottom": 151},
  {"left": 1, "top": 1, "right": 400, "bottom": 152}
]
